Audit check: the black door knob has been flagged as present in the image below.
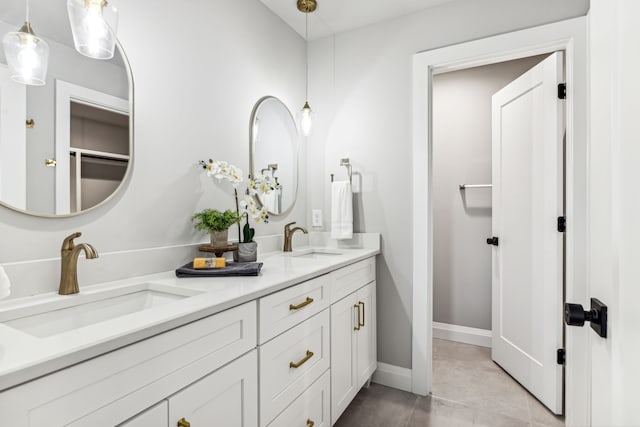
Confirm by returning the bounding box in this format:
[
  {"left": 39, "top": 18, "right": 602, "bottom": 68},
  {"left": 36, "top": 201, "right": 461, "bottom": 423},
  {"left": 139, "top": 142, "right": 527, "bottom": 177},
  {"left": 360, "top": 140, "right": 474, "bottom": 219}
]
[
  {"left": 486, "top": 237, "right": 499, "bottom": 246},
  {"left": 564, "top": 298, "right": 608, "bottom": 338},
  {"left": 564, "top": 303, "right": 596, "bottom": 326}
]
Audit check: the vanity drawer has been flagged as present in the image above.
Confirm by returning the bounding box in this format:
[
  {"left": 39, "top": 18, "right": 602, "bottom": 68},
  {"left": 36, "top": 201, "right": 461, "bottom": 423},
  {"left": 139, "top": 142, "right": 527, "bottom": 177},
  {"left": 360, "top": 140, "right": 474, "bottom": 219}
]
[
  {"left": 259, "top": 310, "right": 330, "bottom": 426},
  {"left": 330, "top": 257, "right": 375, "bottom": 303},
  {"left": 0, "top": 301, "right": 257, "bottom": 426},
  {"left": 259, "top": 274, "right": 330, "bottom": 344},
  {"left": 267, "top": 370, "right": 331, "bottom": 427}
]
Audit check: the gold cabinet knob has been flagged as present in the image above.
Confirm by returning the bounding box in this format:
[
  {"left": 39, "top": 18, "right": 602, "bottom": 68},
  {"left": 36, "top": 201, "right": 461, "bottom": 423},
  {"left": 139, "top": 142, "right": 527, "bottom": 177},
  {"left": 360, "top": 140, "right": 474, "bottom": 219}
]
[
  {"left": 307, "top": 419, "right": 315, "bottom": 427},
  {"left": 177, "top": 417, "right": 191, "bottom": 427}
]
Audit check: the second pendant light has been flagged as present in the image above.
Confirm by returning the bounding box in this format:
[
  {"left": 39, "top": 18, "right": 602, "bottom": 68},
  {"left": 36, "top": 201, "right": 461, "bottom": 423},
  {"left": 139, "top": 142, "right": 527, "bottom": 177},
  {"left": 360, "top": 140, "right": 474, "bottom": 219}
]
[
  {"left": 298, "top": 0, "right": 317, "bottom": 136},
  {"left": 67, "top": 0, "right": 119, "bottom": 60}
]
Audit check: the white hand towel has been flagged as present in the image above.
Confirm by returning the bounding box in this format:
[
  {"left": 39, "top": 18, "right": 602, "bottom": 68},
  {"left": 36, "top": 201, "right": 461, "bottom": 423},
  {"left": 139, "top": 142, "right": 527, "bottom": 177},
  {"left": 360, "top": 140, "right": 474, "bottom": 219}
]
[
  {"left": 0, "top": 265, "right": 11, "bottom": 300},
  {"left": 331, "top": 180, "right": 353, "bottom": 240},
  {"left": 262, "top": 189, "right": 279, "bottom": 214}
]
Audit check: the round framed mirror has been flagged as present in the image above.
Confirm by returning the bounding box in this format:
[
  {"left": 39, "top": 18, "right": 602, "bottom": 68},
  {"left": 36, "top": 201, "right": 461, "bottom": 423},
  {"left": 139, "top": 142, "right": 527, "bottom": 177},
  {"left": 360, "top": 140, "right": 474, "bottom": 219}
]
[
  {"left": 250, "top": 96, "right": 298, "bottom": 216},
  {"left": 0, "top": 0, "right": 133, "bottom": 217}
]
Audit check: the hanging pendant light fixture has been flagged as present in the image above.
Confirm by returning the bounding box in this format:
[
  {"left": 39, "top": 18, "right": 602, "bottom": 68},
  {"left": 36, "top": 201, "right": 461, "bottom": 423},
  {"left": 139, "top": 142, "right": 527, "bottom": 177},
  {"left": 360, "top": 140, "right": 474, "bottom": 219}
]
[
  {"left": 67, "top": 0, "right": 119, "bottom": 60},
  {"left": 2, "top": 0, "right": 50, "bottom": 86},
  {"left": 297, "top": 0, "right": 317, "bottom": 136}
]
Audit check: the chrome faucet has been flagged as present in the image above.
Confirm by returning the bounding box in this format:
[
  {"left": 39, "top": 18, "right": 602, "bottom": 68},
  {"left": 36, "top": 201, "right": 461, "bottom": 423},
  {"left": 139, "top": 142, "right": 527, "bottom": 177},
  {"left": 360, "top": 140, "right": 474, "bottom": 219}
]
[
  {"left": 59, "top": 232, "right": 99, "bottom": 295},
  {"left": 283, "top": 222, "right": 308, "bottom": 252}
]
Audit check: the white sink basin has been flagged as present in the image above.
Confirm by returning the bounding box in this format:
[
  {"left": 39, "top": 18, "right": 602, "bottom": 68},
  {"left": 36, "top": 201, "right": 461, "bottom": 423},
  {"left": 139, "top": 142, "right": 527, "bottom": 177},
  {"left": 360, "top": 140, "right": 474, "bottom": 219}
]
[
  {"left": 0, "top": 283, "right": 202, "bottom": 338},
  {"left": 290, "top": 248, "right": 343, "bottom": 259}
]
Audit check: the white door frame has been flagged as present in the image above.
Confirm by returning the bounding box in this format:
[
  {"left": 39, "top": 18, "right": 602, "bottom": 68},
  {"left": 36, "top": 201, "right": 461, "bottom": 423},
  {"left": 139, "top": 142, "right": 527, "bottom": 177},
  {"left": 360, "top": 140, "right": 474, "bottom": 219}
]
[{"left": 411, "top": 17, "right": 589, "bottom": 426}]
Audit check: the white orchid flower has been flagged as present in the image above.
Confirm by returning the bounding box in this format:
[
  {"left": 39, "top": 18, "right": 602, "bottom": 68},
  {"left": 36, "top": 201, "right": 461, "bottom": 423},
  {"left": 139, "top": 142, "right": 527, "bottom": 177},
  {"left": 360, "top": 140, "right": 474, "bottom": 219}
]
[
  {"left": 253, "top": 207, "right": 269, "bottom": 223},
  {"left": 247, "top": 179, "right": 258, "bottom": 195},
  {"left": 259, "top": 181, "right": 273, "bottom": 195}
]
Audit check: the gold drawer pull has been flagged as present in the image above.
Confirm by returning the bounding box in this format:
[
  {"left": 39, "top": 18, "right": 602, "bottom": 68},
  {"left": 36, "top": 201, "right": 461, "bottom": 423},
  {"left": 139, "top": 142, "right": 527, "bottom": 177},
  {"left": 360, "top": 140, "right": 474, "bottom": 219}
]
[
  {"left": 290, "top": 297, "right": 314, "bottom": 310},
  {"left": 354, "top": 304, "right": 361, "bottom": 331},
  {"left": 307, "top": 419, "right": 315, "bottom": 427},
  {"left": 359, "top": 301, "right": 365, "bottom": 327},
  {"left": 290, "top": 350, "right": 314, "bottom": 368},
  {"left": 177, "top": 418, "right": 191, "bottom": 427}
]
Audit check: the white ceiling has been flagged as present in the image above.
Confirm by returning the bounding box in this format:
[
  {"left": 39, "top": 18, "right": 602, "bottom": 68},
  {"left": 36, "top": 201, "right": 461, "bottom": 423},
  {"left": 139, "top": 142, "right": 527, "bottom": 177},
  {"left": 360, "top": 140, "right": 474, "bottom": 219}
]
[{"left": 259, "top": 0, "right": 457, "bottom": 40}]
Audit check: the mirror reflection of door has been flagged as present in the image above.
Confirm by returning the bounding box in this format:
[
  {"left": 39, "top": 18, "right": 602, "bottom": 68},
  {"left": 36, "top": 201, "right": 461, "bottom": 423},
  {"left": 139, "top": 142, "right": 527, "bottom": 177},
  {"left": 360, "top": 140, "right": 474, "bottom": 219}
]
[
  {"left": 54, "top": 80, "right": 129, "bottom": 215},
  {"left": 69, "top": 101, "right": 129, "bottom": 212}
]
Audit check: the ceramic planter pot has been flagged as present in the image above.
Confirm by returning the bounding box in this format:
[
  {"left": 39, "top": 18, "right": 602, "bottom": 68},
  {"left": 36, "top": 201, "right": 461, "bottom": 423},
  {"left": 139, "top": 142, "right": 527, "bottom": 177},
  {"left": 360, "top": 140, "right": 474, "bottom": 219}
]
[
  {"left": 210, "top": 229, "right": 229, "bottom": 246},
  {"left": 233, "top": 242, "right": 258, "bottom": 263}
]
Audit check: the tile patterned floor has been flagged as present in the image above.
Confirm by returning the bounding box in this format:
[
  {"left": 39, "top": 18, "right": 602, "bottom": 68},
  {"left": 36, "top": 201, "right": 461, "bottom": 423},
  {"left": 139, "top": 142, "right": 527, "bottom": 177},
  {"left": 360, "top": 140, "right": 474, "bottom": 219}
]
[{"left": 334, "top": 339, "right": 565, "bottom": 427}]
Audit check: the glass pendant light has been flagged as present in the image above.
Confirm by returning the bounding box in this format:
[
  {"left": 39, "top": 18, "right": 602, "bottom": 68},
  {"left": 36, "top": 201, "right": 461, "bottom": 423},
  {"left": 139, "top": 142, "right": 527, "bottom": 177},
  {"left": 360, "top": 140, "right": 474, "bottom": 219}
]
[
  {"left": 67, "top": 0, "right": 119, "bottom": 60},
  {"left": 2, "top": 0, "right": 50, "bottom": 86},
  {"left": 297, "top": 0, "right": 317, "bottom": 136}
]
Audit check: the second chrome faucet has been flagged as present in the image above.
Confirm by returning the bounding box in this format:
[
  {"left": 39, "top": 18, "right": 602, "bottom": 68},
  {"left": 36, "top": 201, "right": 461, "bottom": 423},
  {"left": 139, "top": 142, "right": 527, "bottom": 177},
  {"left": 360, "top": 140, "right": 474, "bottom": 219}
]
[{"left": 283, "top": 222, "right": 308, "bottom": 252}]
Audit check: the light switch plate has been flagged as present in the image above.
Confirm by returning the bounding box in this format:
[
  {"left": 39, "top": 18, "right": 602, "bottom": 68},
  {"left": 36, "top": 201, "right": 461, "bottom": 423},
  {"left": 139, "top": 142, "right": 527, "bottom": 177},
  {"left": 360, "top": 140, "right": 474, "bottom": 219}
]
[{"left": 312, "top": 209, "right": 323, "bottom": 227}]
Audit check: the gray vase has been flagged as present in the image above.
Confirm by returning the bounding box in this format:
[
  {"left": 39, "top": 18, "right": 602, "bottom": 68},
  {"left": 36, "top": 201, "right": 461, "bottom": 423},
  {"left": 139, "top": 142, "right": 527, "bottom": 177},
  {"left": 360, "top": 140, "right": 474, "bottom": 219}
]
[
  {"left": 233, "top": 242, "right": 258, "bottom": 263},
  {"left": 210, "top": 229, "right": 229, "bottom": 246}
]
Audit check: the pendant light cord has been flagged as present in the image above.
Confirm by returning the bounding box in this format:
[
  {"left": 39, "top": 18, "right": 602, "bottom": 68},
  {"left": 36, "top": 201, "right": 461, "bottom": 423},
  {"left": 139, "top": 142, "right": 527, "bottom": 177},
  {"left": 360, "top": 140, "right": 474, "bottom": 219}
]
[
  {"left": 26, "top": 0, "right": 30, "bottom": 22},
  {"left": 305, "top": 10, "right": 309, "bottom": 102}
]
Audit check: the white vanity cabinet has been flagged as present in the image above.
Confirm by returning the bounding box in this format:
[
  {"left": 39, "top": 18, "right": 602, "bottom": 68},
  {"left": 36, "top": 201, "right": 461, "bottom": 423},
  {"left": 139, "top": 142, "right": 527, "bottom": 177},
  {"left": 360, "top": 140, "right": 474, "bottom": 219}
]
[
  {"left": 0, "top": 253, "right": 379, "bottom": 427},
  {"left": 0, "top": 301, "right": 257, "bottom": 426},
  {"left": 257, "top": 257, "right": 376, "bottom": 427},
  {"left": 330, "top": 259, "right": 377, "bottom": 425}
]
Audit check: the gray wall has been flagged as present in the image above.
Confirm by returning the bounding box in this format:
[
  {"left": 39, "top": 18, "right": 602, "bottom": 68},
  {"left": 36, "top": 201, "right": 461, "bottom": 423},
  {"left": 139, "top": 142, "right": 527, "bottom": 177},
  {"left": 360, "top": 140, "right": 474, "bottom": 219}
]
[
  {"left": 306, "top": 0, "right": 589, "bottom": 369},
  {"left": 432, "top": 56, "right": 547, "bottom": 331},
  {"left": 0, "top": 0, "right": 307, "bottom": 298}
]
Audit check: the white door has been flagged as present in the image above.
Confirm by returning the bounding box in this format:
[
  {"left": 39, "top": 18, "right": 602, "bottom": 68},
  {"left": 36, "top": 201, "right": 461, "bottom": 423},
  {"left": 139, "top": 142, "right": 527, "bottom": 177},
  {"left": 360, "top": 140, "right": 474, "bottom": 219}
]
[
  {"left": 0, "top": 65, "right": 27, "bottom": 209},
  {"left": 168, "top": 350, "right": 258, "bottom": 427},
  {"left": 491, "top": 51, "right": 564, "bottom": 414}
]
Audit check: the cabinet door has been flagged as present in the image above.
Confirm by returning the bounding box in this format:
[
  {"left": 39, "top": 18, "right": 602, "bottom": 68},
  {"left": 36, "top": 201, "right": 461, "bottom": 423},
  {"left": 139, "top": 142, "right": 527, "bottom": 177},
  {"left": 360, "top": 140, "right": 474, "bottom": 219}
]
[
  {"left": 267, "top": 371, "right": 331, "bottom": 427},
  {"left": 119, "top": 402, "right": 168, "bottom": 427},
  {"left": 357, "top": 282, "right": 377, "bottom": 386},
  {"left": 169, "top": 350, "right": 258, "bottom": 427},
  {"left": 330, "top": 292, "right": 359, "bottom": 424}
]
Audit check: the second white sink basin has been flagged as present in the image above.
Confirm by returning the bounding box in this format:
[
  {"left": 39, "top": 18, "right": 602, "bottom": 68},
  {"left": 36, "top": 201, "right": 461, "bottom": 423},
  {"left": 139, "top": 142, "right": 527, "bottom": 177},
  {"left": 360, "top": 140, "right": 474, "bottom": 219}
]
[
  {"left": 0, "top": 283, "right": 202, "bottom": 338},
  {"left": 290, "top": 248, "right": 343, "bottom": 259}
]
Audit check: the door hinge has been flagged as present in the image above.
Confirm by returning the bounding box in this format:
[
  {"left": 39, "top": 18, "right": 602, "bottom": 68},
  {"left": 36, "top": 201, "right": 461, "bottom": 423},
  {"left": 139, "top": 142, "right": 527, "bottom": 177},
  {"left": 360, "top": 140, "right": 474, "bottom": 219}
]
[
  {"left": 558, "top": 83, "right": 567, "bottom": 100},
  {"left": 557, "top": 348, "right": 566, "bottom": 365},
  {"left": 557, "top": 216, "right": 566, "bottom": 232}
]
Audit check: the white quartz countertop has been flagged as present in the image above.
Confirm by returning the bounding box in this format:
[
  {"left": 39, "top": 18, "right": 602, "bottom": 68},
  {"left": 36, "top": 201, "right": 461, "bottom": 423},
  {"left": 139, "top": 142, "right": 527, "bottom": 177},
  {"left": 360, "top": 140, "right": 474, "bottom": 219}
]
[{"left": 0, "top": 236, "right": 379, "bottom": 392}]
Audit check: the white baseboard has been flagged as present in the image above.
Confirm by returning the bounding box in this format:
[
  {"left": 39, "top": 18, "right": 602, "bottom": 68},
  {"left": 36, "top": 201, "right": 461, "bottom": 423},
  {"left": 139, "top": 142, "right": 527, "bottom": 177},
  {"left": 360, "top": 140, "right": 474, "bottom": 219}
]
[
  {"left": 371, "top": 362, "right": 412, "bottom": 392},
  {"left": 433, "top": 322, "right": 492, "bottom": 348}
]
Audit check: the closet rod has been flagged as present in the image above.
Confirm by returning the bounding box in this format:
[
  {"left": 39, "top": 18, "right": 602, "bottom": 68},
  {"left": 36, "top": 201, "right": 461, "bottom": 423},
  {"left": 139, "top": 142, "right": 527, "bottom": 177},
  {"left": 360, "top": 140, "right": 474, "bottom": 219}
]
[
  {"left": 70, "top": 152, "right": 129, "bottom": 163},
  {"left": 459, "top": 184, "right": 492, "bottom": 190}
]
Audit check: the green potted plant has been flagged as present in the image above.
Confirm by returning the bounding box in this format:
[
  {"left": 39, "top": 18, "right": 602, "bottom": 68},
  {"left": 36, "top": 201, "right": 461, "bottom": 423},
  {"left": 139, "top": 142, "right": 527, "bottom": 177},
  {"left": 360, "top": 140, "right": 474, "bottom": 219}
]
[{"left": 191, "top": 208, "right": 240, "bottom": 246}]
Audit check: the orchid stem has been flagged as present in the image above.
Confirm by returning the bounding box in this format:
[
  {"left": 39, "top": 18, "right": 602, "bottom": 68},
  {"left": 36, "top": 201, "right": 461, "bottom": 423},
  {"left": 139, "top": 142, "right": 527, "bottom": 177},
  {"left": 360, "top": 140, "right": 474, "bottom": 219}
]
[{"left": 234, "top": 189, "right": 241, "bottom": 242}]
